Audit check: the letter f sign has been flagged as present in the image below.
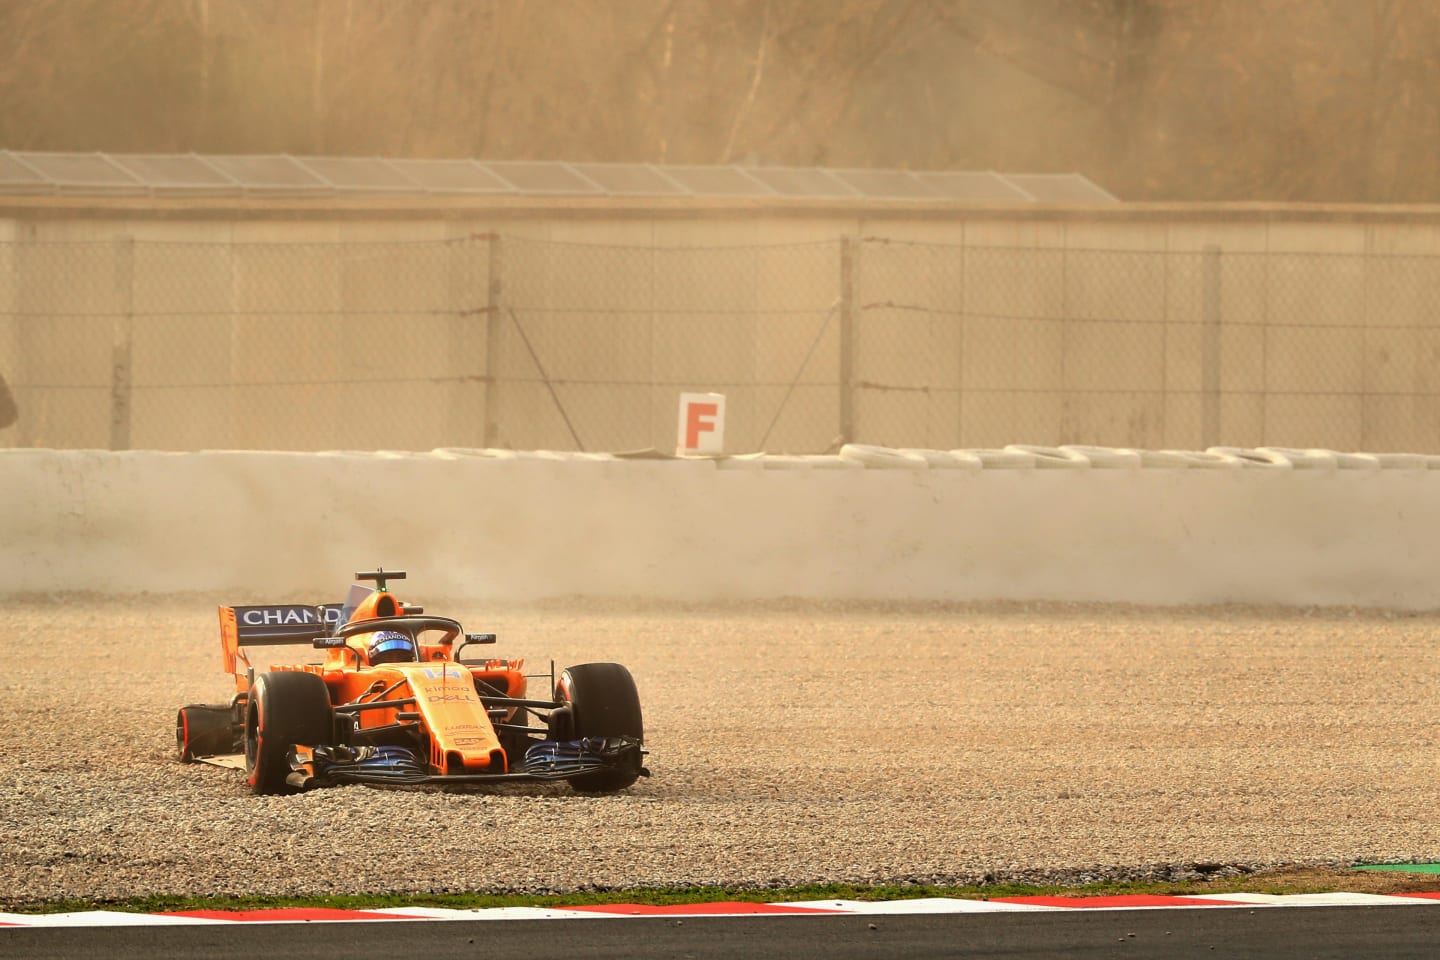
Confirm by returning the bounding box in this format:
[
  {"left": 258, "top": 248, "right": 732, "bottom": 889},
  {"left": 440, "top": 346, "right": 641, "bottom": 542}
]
[
  {"left": 686, "top": 403, "right": 717, "bottom": 448},
  {"left": 677, "top": 393, "right": 726, "bottom": 455}
]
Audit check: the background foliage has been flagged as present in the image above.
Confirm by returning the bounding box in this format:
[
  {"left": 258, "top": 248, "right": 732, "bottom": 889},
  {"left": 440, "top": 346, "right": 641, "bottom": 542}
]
[{"left": 1, "top": 0, "right": 1435, "bottom": 202}]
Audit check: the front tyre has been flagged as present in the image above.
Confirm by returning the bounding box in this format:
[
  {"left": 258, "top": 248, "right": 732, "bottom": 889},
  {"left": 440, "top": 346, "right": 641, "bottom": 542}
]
[
  {"left": 244, "top": 671, "right": 333, "bottom": 795},
  {"left": 556, "top": 662, "right": 644, "bottom": 792}
]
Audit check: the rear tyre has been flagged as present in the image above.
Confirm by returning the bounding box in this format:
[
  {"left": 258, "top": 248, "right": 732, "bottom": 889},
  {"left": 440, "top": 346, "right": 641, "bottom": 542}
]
[
  {"left": 556, "top": 662, "right": 643, "bottom": 793},
  {"left": 244, "top": 672, "right": 333, "bottom": 795},
  {"left": 176, "top": 704, "right": 236, "bottom": 762}
]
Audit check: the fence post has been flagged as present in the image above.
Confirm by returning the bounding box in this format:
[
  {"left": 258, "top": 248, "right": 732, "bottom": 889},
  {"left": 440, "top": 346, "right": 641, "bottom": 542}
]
[
  {"left": 109, "top": 236, "right": 134, "bottom": 451},
  {"left": 1201, "top": 244, "right": 1222, "bottom": 449},
  {"left": 226, "top": 243, "right": 243, "bottom": 450},
  {"left": 445, "top": 233, "right": 483, "bottom": 447},
  {"left": 482, "top": 233, "right": 504, "bottom": 448},
  {"left": 9, "top": 233, "right": 31, "bottom": 447},
  {"left": 838, "top": 236, "right": 856, "bottom": 446}
]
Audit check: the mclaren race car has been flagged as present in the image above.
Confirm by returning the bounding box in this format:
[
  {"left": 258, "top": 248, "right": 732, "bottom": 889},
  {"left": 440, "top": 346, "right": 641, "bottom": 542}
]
[{"left": 175, "top": 569, "right": 647, "bottom": 794}]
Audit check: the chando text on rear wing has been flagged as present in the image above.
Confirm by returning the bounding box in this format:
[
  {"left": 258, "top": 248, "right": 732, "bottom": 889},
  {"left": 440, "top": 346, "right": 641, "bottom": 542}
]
[{"left": 178, "top": 568, "right": 648, "bottom": 794}]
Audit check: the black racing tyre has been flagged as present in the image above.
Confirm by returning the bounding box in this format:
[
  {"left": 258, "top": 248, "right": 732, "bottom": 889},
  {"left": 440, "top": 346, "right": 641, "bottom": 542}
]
[
  {"left": 176, "top": 704, "right": 236, "bottom": 762},
  {"left": 244, "top": 671, "right": 333, "bottom": 795},
  {"left": 556, "top": 662, "right": 644, "bottom": 792}
]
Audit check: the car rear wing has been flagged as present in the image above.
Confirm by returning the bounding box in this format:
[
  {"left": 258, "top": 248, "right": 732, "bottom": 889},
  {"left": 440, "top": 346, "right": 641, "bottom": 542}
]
[{"left": 220, "top": 603, "right": 344, "bottom": 676}]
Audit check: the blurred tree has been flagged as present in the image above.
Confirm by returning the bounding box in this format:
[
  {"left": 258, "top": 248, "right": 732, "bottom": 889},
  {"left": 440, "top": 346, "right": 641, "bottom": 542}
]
[{"left": 2, "top": 0, "right": 1440, "bottom": 201}]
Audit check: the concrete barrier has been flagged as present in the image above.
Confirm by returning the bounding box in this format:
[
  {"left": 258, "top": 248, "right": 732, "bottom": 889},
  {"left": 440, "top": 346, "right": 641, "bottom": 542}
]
[{"left": 4, "top": 445, "right": 1440, "bottom": 608}]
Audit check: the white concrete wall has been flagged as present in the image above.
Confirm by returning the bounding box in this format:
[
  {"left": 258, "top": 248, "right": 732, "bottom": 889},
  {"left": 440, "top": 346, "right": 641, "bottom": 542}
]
[{"left": 3, "top": 447, "right": 1439, "bottom": 609}]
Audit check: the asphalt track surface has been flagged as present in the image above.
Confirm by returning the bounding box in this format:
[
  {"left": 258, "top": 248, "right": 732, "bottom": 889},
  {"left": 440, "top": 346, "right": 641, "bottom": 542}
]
[{"left": 10, "top": 906, "right": 1440, "bottom": 960}]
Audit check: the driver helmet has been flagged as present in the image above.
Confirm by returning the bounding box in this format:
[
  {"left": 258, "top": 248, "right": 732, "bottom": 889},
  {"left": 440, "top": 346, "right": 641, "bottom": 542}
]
[{"left": 367, "top": 630, "right": 414, "bottom": 665}]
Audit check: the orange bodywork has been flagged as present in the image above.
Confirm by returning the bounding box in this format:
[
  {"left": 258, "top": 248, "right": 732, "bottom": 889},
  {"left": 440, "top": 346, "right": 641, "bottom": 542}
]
[{"left": 221, "top": 587, "right": 528, "bottom": 774}]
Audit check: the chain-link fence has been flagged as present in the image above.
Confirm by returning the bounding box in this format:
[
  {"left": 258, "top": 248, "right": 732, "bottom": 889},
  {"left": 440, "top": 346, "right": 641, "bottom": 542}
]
[{"left": 2, "top": 232, "right": 1438, "bottom": 453}]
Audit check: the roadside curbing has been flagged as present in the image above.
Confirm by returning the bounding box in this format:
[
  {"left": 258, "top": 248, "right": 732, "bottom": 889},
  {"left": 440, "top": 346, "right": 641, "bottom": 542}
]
[{"left": 6, "top": 892, "right": 1440, "bottom": 926}]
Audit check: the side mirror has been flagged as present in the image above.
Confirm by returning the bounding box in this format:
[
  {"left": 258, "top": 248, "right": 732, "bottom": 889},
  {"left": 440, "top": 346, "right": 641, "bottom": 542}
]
[{"left": 455, "top": 633, "right": 498, "bottom": 664}]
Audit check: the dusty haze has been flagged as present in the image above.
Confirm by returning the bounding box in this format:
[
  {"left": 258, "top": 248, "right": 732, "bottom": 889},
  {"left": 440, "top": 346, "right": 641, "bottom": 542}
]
[{"left": 0, "top": 0, "right": 1436, "bottom": 201}]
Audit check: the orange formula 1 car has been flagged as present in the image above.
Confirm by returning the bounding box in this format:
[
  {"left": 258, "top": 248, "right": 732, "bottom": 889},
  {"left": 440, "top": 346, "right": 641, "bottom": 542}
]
[{"left": 175, "top": 569, "right": 647, "bottom": 795}]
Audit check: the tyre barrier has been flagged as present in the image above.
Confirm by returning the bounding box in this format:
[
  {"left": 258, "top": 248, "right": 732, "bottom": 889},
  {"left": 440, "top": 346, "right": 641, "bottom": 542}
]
[
  {"left": 26, "top": 444, "right": 1440, "bottom": 472},
  {"left": 1005, "top": 445, "right": 1091, "bottom": 469},
  {"left": 898, "top": 448, "right": 981, "bottom": 470},
  {"left": 1207, "top": 446, "right": 1294, "bottom": 469},
  {"left": 1059, "top": 445, "right": 1143, "bottom": 468},
  {"left": 837, "top": 444, "right": 930, "bottom": 469},
  {"left": 835, "top": 446, "right": 1437, "bottom": 472},
  {"left": 338, "top": 444, "right": 1440, "bottom": 471},
  {"left": 430, "top": 448, "right": 619, "bottom": 462},
  {"left": 960, "top": 448, "right": 1037, "bottom": 469}
]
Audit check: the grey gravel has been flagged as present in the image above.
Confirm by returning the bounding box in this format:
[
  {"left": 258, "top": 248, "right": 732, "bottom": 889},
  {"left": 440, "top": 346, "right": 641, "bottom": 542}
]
[{"left": 1, "top": 596, "right": 1437, "bottom": 906}]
